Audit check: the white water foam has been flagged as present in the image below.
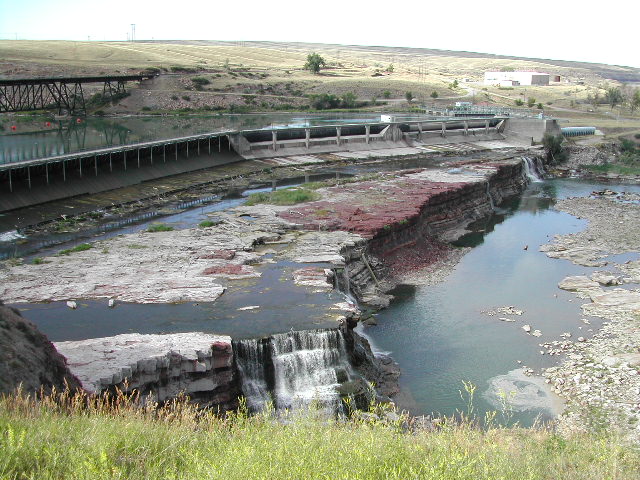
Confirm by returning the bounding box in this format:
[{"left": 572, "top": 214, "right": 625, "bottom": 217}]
[
  {"left": 0, "top": 230, "right": 25, "bottom": 243},
  {"left": 483, "top": 368, "right": 563, "bottom": 415},
  {"left": 521, "top": 156, "right": 545, "bottom": 183}
]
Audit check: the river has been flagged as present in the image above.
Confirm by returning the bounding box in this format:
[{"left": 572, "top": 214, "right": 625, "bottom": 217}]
[
  {"left": 3, "top": 156, "right": 638, "bottom": 425},
  {"left": 365, "top": 178, "right": 640, "bottom": 425}
]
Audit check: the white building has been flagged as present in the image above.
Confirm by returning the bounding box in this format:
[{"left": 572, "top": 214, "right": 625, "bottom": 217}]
[{"left": 484, "top": 71, "right": 550, "bottom": 86}]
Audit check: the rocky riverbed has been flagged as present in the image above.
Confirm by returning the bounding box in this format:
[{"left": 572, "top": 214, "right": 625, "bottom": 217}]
[{"left": 540, "top": 191, "right": 640, "bottom": 442}]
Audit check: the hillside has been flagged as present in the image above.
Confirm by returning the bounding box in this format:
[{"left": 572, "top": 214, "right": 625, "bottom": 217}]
[{"left": 1, "top": 40, "right": 639, "bottom": 138}]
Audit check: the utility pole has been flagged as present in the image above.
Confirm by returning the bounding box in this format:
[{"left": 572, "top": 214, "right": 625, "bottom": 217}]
[{"left": 130, "top": 24, "right": 136, "bottom": 42}]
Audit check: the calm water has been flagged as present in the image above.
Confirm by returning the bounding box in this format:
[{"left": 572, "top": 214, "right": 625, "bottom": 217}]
[
  {"left": 0, "top": 113, "right": 434, "bottom": 164},
  {"left": 364, "top": 179, "right": 640, "bottom": 425},
  {"left": 17, "top": 258, "right": 343, "bottom": 342}
]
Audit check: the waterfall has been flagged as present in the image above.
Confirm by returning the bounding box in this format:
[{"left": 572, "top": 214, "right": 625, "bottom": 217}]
[
  {"left": 485, "top": 181, "right": 495, "bottom": 210},
  {"left": 234, "top": 338, "right": 272, "bottom": 412},
  {"left": 233, "top": 329, "right": 355, "bottom": 414},
  {"left": 521, "top": 156, "right": 545, "bottom": 183}
]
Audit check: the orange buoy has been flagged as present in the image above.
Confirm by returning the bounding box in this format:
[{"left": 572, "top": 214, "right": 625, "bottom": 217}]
[
  {"left": 11, "top": 125, "right": 16, "bottom": 131},
  {"left": 76, "top": 118, "right": 82, "bottom": 123},
  {"left": 46, "top": 121, "right": 51, "bottom": 127}
]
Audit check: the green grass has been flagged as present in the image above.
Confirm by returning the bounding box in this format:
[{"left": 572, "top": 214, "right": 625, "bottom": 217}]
[
  {"left": 1, "top": 389, "right": 639, "bottom": 480},
  {"left": 57, "top": 243, "right": 92, "bottom": 256},
  {"left": 31, "top": 257, "right": 44, "bottom": 265},
  {"left": 244, "top": 187, "right": 320, "bottom": 206},
  {"left": 146, "top": 223, "right": 174, "bottom": 233},
  {"left": 198, "top": 220, "right": 217, "bottom": 228}
]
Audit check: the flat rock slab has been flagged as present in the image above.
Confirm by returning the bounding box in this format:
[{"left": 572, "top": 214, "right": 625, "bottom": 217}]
[
  {"left": 558, "top": 275, "right": 600, "bottom": 291},
  {"left": 55, "top": 332, "right": 231, "bottom": 393},
  {"left": 0, "top": 219, "right": 271, "bottom": 304},
  {"left": 590, "top": 289, "right": 640, "bottom": 311}
]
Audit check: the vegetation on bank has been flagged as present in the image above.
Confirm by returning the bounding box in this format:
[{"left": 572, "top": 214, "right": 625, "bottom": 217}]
[
  {"left": 580, "top": 138, "right": 640, "bottom": 175},
  {"left": 244, "top": 187, "right": 320, "bottom": 206},
  {"left": 146, "top": 223, "right": 174, "bottom": 233},
  {"left": 1, "top": 388, "right": 639, "bottom": 480},
  {"left": 57, "top": 243, "right": 92, "bottom": 256}
]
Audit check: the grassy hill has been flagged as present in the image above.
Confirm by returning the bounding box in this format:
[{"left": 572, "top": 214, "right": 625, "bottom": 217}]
[{"left": 1, "top": 40, "right": 639, "bottom": 137}]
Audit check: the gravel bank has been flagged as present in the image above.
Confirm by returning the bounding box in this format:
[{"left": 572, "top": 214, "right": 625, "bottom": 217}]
[{"left": 540, "top": 192, "right": 640, "bottom": 442}]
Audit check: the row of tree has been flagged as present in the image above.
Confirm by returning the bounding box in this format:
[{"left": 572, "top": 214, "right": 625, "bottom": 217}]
[{"left": 587, "top": 86, "right": 640, "bottom": 112}]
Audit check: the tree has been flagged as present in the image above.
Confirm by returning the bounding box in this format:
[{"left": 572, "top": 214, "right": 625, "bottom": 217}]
[
  {"left": 430, "top": 91, "right": 438, "bottom": 99},
  {"left": 341, "top": 92, "right": 357, "bottom": 108},
  {"left": 605, "top": 87, "right": 623, "bottom": 109},
  {"left": 304, "top": 53, "right": 326, "bottom": 74},
  {"left": 405, "top": 91, "right": 414, "bottom": 103},
  {"left": 382, "top": 90, "right": 391, "bottom": 99},
  {"left": 543, "top": 133, "right": 566, "bottom": 163},
  {"left": 527, "top": 97, "right": 536, "bottom": 108},
  {"left": 386, "top": 64, "right": 394, "bottom": 73},
  {"left": 630, "top": 89, "right": 640, "bottom": 113}
]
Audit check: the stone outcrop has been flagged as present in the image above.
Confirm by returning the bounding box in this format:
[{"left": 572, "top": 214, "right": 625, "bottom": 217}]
[
  {"left": 0, "top": 301, "right": 81, "bottom": 395},
  {"left": 55, "top": 333, "right": 239, "bottom": 411},
  {"left": 342, "top": 326, "right": 400, "bottom": 402}
]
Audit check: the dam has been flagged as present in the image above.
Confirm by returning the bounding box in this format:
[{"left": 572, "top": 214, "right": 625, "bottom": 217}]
[{"left": 0, "top": 116, "right": 559, "bottom": 212}]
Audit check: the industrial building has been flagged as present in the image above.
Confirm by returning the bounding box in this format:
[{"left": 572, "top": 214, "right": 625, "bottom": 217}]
[{"left": 484, "top": 71, "right": 550, "bottom": 86}]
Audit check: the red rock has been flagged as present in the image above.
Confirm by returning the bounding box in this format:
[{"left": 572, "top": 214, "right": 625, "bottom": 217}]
[
  {"left": 202, "top": 264, "right": 246, "bottom": 275},
  {"left": 199, "top": 250, "right": 236, "bottom": 260}
]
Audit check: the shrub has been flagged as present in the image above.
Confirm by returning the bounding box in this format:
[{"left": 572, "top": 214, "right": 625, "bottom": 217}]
[
  {"left": 514, "top": 99, "right": 524, "bottom": 106},
  {"left": 181, "top": 95, "right": 191, "bottom": 101},
  {"left": 31, "top": 257, "right": 44, "bottom": 265},
  {"left": 543, "top": 133, "right": 566, "bottom": 162},
  {"left": 383, "top": 90, "right": 391, "bottom": 99},
  {"left": 170, "top": 65, "right": 198, "bottom": 73},
  {"left": 191, "top": 77, "right": 211, "bottom": 89},
  {"left": 430, "top": 91, "right": 438, "bottom": 99}
]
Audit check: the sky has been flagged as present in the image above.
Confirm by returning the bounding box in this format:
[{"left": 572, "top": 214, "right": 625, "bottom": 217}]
[{"left": 0, "top": 0, "right": 637, "bottom": 68}]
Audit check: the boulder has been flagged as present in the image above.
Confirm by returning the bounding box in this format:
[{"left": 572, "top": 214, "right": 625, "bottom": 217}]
[{"left": 590, "top": 271, "right": 621, "bottom": 286}]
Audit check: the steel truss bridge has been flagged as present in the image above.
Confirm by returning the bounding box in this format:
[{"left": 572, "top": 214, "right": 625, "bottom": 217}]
[{"left": 0, "top": 75, "right": 154, "bottom": 115}]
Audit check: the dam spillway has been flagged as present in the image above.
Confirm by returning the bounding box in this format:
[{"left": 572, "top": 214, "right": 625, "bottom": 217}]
[{"left": 0, "top": 116, "right": 559, "bottom": 212}]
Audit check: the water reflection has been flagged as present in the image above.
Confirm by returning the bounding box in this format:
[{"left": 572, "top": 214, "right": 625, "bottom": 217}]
[{"left": 0, "top": 113, "right": 436, "bottom": 164}]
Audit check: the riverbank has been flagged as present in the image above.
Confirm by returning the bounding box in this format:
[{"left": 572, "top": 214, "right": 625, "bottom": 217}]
[
  {"left": 539, "top": 190, "right": 640, "bottom": 442},
  {"left": 2, "top": 388, "right": 639, "bottom": 480}
]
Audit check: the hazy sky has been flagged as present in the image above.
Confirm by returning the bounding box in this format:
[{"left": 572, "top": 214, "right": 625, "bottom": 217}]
[{"left": 1, "top": 0, "right": 637, "bottom": 68}]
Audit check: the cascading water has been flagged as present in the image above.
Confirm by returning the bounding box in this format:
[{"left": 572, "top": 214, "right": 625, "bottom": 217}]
[
  {"left": 521, "top": 156, "right": 545, "bottom": 183},
  {"left": 234, "top": 338, "right": 273, "bottom": 411},
  {"left": 233, "top": 329, "right": 355, "bottom": 413},
  {"left": 485, "top": 181, "right": 495, "bottom": 210}
]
